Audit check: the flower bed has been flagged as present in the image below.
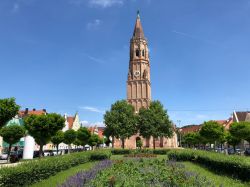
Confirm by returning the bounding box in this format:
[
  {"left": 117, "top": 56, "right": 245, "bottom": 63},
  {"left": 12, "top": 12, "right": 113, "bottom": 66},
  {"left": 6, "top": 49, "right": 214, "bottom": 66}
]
[
  {"left": 58, "top": 160, "right": 113, "bottom": 187},
  {"left": 89, "top": 158, "right": 213, "bottom": 186},
  {"left": 111, "top": 149, "right": 171, "bottom": 155},
  {"left": 0, "top": 150, "right": 111, "bottom": 187},
  {"left": 124, "top": 153, "right": 157, "bottom": 158},
  {"left": 168, "top": 149, "right": 250, "bottom": 181}
]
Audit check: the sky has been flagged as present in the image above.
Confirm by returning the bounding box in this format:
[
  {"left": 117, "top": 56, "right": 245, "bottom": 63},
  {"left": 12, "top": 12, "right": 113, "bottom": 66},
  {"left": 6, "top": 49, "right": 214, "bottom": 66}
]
[{"left": 0, "top": 0, "right": 250, "bottom": 127}]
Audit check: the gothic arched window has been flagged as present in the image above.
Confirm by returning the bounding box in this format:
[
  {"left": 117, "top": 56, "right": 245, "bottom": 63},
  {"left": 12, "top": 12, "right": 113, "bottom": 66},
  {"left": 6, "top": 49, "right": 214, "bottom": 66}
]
[{"left": 136, "top": 49, "right": 140, "bottom": 57}]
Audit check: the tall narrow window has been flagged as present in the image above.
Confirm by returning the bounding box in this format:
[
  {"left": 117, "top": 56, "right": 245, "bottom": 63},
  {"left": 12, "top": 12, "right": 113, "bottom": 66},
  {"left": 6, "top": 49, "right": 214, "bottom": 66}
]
[
  {"left": 142, "top": 50, "right": 145, "bottom": 57},
  {"left": 136, "top": 49, "right": 140, "bottom": 57}
]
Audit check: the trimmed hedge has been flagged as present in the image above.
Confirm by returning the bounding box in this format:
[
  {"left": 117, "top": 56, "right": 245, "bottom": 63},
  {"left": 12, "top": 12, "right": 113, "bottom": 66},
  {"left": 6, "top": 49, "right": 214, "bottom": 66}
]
[
  {"left": 111, "top": 149, "right": 171, "bottom": 155},
  {"left": 168, "top": 149, "right": 250, "bottom": 181},
  {"left": 0, "top": 150, "right": 111, "bottom": 187}
]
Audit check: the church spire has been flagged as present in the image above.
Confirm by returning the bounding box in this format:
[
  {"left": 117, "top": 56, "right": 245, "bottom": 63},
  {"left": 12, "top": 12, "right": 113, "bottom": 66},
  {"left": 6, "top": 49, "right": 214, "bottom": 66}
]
[{"left": 133, "top": 10, "right": 144, "bottom": 39}]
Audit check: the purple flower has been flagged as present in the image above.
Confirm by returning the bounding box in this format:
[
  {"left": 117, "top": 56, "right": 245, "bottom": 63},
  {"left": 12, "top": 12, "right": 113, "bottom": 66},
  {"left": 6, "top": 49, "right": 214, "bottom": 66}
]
[{"left": 58, "top": 160, "right": 112, "bottom": 187}]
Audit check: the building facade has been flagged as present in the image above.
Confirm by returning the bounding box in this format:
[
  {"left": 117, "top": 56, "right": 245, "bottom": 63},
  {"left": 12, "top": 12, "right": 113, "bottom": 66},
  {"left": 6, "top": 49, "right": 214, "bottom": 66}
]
[{"left": 114, "top": 12, "right": 178, "bottom": 149}]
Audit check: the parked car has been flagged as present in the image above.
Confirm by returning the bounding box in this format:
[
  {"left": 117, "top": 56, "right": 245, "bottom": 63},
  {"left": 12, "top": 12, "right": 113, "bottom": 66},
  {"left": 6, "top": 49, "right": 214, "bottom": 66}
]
[
  {"left": 215, "top": 148, "right": 225, "bottom": 153},
  {"left": 244, "top": 148, "right": 250, "bottom": 156},
  {"left": 227, "top": 148, "right": 235, "bottom": 155},
  {"left": 43, "top": 150, "right": 54, "bottom": 156},
  {"left": 0, "top": 152, "right": 8, "bottom": 160},
  {"left": 10, "top": 150, "right": 23, "bottom": 159},
  {"left": 33, "top": 150, "right": 41, "bottom": 158}
]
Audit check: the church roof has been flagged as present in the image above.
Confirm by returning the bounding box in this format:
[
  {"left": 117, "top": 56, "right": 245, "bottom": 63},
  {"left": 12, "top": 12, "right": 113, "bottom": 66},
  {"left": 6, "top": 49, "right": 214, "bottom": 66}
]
[
  {"left": 67, "top": 116, "right": 75, "bottom": 129},
  {"left": 133, "top": 11, "right": 144, "bottom": 39}
]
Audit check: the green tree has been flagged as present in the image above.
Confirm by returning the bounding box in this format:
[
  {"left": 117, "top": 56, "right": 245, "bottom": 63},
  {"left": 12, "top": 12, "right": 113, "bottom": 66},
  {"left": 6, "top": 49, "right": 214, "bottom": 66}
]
[
  {"left": 229, "top": 122, "right": 250, "bottom": 149},
  {"left": 77, "top": 127, "right": 91, "bottom": 146},
  {"left": 51, "top": 130, "right": 64, "bottom": 155},
  {"left": 0, "top": 124, "right": 25, "bottom": 162},
  {"left": 88, "top": 134, "right": 99, "bottom": 149},
  {"left": 104, "top": 100, "right": 137, "bottom": 149},
  {"left": 63, "top": 129, "right": 77, "bottom": 153},
  {"left": 226, "top": 132, "right": 241, "bottom": 152},
  {"left": 24, "top": 113, "right": 65, "bottom": 157},
  {"left": 138, "top": 101, "right": 173, "bottom": 149},
  {"left": 0, "top": 98, "right": 20, "bottom": 128},
  {"left": 199, "top": 121, "right": 225, "bottom": 149},
  {"left": 182, "top": 133, "right": 196, "bottom": 147},
  {"left": 103, "top": 127, "right": 113, "bottom": 147}
]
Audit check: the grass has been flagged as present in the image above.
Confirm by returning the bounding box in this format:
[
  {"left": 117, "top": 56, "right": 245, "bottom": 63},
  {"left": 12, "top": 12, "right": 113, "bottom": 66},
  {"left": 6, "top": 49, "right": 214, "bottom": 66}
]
[
  {"left": 31, "top": 161, "right": 97, "bottom": 187},
  {"left": 181, "top": 161, "right": 250, "bottom": 187}
]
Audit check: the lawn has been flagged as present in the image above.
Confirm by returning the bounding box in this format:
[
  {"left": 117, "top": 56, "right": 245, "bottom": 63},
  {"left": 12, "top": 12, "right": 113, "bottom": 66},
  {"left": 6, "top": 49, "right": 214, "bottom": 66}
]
[
  {"left": 181, "top": 161, "right": 250, "bottom": 187},
  {"left": 31, "top": 161, "right": 96, "bottom": 187}
]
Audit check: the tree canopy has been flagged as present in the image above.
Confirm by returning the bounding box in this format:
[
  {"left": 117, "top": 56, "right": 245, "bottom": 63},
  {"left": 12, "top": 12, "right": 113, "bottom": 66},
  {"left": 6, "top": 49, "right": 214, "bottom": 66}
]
[
  {"left": 51, "top": 130, "right": 64, "bottom": 154},
  {"left": 199, "top": 121, "right": 225, "bottom": 145},
  {"left": 76, "top": 127, "right": 91, "bottom": 146},
  {"left": 0, "top": 124, "right": 25, "bottom": 161},
  {"left": 24, "top": 113, "right": 65, "bottom": 157},
  {"left": 104, "top": 100, "right": 137, "bottom": 149},
  {"left": 229, "top": 122, "right": 250, "bottom": 143},
  {"left": 88, "top": 134, "right": 100, "bottom": 148},
  {"left": 0, "top": 98, "right": 20, "bottom": 128},
  {"left": 138, "top": 100, "right": 173, "bottom": 149},
  {"left": 63, "top": 129, "right": 77, "bottom": 145}
]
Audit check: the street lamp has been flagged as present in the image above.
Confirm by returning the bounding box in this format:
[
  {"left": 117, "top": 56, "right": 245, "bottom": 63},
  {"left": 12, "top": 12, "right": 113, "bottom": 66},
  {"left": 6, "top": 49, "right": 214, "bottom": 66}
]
[{"left": 177, "top": 120, "right": 182, "bottom": 147}]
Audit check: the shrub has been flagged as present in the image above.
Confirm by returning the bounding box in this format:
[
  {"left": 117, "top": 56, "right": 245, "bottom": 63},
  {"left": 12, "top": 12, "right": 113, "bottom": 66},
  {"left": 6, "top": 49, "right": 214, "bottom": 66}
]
[
  {"left": 90, "top": 151, "right": 111, "bottom": 160},
  {"left": 152, "top": 149, "right": 171, "bottom": 155},
  {"left": 167, "top": 149, "right": 250, "bottom": 181},
  {"left": 0, "top": 150, "right": 111, "bottom": 187},
  {"left": 111, "top": 149, "right": 131, "bottom": 155}
]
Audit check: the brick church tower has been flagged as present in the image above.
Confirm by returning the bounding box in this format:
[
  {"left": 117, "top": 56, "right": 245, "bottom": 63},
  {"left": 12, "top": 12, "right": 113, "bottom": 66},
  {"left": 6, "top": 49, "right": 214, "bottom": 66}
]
[
  {"left": 114, "top": 11, "right": 178, "bottom": 149},
  {"left": 127, "top": 11, "right": 151, "bottom": 112}
]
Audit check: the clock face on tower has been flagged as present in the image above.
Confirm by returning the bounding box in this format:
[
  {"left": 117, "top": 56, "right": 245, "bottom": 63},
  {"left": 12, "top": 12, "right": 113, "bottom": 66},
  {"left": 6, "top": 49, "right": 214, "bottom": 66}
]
[{"left": 134, "top": 71, "right": 140, "bottom": 77}]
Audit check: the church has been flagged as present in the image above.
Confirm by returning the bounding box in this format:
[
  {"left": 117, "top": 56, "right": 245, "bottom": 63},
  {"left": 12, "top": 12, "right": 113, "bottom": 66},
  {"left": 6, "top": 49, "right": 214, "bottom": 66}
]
[{"left": 114, "top": 12, "right": 178, "bottom": 149}]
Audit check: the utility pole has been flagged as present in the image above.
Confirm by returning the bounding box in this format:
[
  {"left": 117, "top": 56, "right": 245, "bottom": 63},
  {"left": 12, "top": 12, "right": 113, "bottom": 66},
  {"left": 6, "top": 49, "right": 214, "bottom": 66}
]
[{"left": 177, "top": 120, "right": 182, "bottom": 147}]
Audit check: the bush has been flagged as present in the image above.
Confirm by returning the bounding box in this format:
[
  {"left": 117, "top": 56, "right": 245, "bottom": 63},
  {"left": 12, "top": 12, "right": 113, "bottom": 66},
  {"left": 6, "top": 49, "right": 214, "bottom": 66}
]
[
  {"left": 152, "top": 149, "right": 171, "bottom": 155},
  {"left": 90, "top": 151, "right": 111, "bottom": 160},
  {"left": 0, "top": 150, "right": 111, "bottom": 187},
  {"left": 167, "top": 149, "right": 250, "bottom": 181},
  {"left": 111, "top": 149, "right": 131, "bottom": 155}
]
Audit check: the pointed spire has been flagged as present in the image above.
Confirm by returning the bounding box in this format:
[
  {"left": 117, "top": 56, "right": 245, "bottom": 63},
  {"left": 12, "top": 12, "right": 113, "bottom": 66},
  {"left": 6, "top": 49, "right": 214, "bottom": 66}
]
[{"left": 133, "top": 10, "right": 144, "bottom": 38}]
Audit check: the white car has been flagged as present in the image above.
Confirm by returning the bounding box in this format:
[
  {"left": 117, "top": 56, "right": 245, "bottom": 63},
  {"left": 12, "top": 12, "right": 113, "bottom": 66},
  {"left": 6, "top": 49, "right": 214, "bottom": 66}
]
[{"left": 0, "top": 153, "right": 8, "bottom": 160}]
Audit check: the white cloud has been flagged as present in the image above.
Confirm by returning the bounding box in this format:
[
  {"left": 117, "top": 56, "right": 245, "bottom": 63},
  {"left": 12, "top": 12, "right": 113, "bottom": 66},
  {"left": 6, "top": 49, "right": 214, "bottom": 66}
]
[
  {"left": 80, "top": 120, "right": 105, "bottom": 127},
  {"left": 79, "top": 106, "right": 105, "bottom": 114},
  {"left": 89, "top": 0, "right": 124, "bottom": 8},
  {"left": 83, "top": 53, "right": 105, "bottom": 64},
  {"left": 86, "top": 19, "right": 102, "bottom": 30}
]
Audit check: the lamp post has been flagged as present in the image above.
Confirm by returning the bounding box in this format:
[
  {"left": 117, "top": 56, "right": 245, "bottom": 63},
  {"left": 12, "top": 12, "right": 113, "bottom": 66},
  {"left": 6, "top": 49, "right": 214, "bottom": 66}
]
[{"left": 177, "top": 120, "right": 182, "bottom": 147}]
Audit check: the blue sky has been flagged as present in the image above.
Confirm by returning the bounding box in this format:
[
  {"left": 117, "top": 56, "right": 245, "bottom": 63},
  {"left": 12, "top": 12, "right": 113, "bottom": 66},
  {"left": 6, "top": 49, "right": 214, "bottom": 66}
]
[{"left": 1, "top": 0, "right": 250, "bottom": 127}]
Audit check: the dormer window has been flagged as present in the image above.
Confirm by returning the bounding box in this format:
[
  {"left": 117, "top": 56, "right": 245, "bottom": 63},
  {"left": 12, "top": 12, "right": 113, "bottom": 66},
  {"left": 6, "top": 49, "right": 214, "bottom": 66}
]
[{"left": 136, "top": 49, "right": 140, "bottom": 57}]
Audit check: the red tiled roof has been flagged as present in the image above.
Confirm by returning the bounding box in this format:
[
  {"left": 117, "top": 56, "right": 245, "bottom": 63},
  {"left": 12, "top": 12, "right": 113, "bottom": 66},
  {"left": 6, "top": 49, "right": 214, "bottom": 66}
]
[
  {"left": 179, "top": 125, "right": 201, "bottom": 134},
  {"left": 67, "top": 117, "right": 75, "bottom": 129},
  {"left": 18, "top": 109, "right": 46, "bottom": 118}
]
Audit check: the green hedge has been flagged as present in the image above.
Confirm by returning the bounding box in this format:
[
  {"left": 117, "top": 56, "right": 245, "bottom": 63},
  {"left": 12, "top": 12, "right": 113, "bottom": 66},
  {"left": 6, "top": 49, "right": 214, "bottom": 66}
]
[
  {"left": 111, "top": 149, "right": 171, "bottom": 155},
  {"left": 0, "top": 150, "right": 111, "bottom": 187},
  {"left": 168, "top": 149, "right": 250, "bottom": 181}
]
